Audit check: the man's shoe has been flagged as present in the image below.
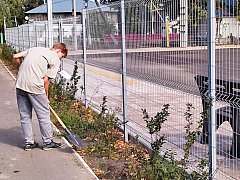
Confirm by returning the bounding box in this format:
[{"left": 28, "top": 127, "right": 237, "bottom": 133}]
[
  {"left": 24, "top": 142, "right": 39, "bottom": 151},
  {"left": 42, "top": 140, "right": 62, "bottom": 151}
]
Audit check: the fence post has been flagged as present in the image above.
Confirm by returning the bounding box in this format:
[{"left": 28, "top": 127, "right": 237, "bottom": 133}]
[
  {"left": 28, "top": 25, "right": 30, "bottom": 48},
  {"left": 208, "top": 0, "right": 216, "bottom": 179},
  {"left": 120, "top": 0, "right": 128, "bottom": 142},
  {"left": 47, "top": 0, "right": 53, "bottom": 48},
  {"left": 15, "top": 28, "right": 17, "bottom": 48},
  {"left": 72, "top": 0, "right": 78, "bottom": 51},
  {"left": 58, "top": 18, "right": 63, "bottom": 43},
  {"left": 19, "top": 27, "right": 22, "bottom": 51},
  {"left": 82, "top": 9, "right": 87, "bottom": 107},
  {"left": 140, "top": 5, "right": 147, "bottom": 44},
  {"left": 45, "top": 23, "right": 48, "bottom": 48},
  {"left": 3, "top": 17, "right": 6, "bottom": 44},
  {"left": 22, "top": 26, "right": 25, "bottom": 49},
  {"left": 0, "top": 33, "right": 3, "bottom": 44},
  {"left": 35, "top": 22, "right": 38, "bottom": 47},
  {"left": 17, "top": 26, "right": 20, "bottom": 51},
  {"left": 58, "top": 18, "right": 64, "bottom": 70},
  {"left": 179, "top": 0, "right": 188, "bottom": 48}
]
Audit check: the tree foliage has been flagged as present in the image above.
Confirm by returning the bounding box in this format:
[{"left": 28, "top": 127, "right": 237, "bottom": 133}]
[
  {"left": 0, "top": 0, "right": 24, "bottom": 28},
  {"left": 0, "top": 0, "right": 44, "bottom": 29},
  {"left": 188, "top": 0, "right": 207, "bottom": 27},
  {"left": 24, "top": 0, "right": 44, "bottom": 12}
]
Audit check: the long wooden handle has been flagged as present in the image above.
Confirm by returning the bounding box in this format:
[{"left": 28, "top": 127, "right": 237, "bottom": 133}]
[{"left": 49, "top": 105, "right": 67, "bottom": 129}]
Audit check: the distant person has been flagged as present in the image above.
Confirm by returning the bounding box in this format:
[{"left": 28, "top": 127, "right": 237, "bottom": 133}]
[{"left": 13, "top": 43, "right": 68, "bottom": 151}]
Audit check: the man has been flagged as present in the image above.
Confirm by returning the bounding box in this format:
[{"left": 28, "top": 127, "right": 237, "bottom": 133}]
[{"left": 13, "top": 43, "right": 68, "bottom": 151}]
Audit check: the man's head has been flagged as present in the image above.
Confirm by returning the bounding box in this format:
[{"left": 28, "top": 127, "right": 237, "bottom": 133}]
[{"left": 51, "top": 43, "right": 68, "bottom": 60}]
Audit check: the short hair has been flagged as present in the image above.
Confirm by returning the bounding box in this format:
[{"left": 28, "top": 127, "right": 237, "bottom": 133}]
[{"left": 52, "top": 43, "right": 68, "bottom": 58}]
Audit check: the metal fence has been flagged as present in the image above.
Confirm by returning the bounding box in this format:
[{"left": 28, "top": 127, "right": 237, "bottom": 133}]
[{"left": 4, "top": 0, "right": 240, "bottom": 179}]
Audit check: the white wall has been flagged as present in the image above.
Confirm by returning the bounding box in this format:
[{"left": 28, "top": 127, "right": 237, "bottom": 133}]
[{"left": 219, "top": 17, "right": 239, "bottom": 38}]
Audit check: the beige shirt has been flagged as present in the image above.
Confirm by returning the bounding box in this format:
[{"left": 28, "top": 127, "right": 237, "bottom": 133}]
[{"left": 15, "top": 47, "right": 60, "bottom": 94}]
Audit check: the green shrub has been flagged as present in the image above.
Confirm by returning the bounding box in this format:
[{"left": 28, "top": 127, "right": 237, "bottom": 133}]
[
  {"left": 0, "top": 44, "right": 16, "bottom": 63},
  {"left": 48, "top": 54, "right": 209, "bottom": 179}
]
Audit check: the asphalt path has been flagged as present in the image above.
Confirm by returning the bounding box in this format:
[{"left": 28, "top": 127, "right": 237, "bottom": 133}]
[{"left": 67, "top": 47, "right": 240, "bottom": 95}]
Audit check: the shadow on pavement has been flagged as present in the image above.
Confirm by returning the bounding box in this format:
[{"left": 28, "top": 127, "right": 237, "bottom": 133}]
[{"left": 0, "top": 126, "right": 24, "bottom": 148}]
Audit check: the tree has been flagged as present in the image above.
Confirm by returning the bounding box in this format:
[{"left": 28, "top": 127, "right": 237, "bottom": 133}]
[
  {"left": 88, "top": 12, "right": 117, "bottom": 38},
  {"left": 0, "top": 0, "right": 45, "bottom": 29},
  {"left": 24, "top": 0, "right": 44, "bottom": 12},
  {"left": 188, "top": 0, "right": 207, "bottom": 27},
  {"left": 85, "top": 0, "right": 119, "bottom": 35},
  {"left": 0, "top": 0, "right": 24, "bottom": 28},
  {"left": 235, "top": 0, "right": 240, "bottom": 21}
]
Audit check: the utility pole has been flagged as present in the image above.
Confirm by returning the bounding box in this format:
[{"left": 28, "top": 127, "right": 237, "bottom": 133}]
[{"left": 47, "top": 0, "right": 53, "bottom": 48}]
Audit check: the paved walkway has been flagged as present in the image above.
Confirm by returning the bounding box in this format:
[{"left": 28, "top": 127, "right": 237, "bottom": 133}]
[{"left": 0, "top": 62, "right": 97, "bottom": 180}]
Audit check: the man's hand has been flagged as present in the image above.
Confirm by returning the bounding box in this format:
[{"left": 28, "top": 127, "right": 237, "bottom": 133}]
[
  {"left": 43, "top": 76, "right": 50, "bottom": 99},
  {"left": 43, "top": 76, "right": 50, "bottom": 104},
  {"left": 13, "top": 53, "right": 23, "bottom": 69}
]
